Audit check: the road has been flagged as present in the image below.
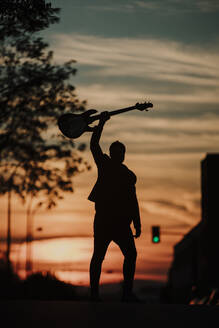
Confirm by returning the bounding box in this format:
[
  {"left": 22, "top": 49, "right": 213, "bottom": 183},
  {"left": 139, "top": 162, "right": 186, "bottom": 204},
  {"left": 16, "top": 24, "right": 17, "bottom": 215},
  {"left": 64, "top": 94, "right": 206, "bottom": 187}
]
[{"left": 1, "top": 300, "right": 219, "bottom": 325}]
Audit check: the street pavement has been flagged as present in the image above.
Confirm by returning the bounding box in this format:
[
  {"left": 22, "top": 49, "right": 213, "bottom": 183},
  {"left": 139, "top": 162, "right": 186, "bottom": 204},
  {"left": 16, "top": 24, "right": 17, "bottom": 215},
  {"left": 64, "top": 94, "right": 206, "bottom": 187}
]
[{"left": 1, "top": 300, "right": 219, "bottom": 325}]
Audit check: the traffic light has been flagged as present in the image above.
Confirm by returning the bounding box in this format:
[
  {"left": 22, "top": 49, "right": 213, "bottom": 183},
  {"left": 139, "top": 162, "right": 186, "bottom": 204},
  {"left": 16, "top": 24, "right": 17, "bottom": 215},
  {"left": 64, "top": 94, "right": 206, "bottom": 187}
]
[{"left": 152, "top": 226, "right": 160, "bottom": 243}]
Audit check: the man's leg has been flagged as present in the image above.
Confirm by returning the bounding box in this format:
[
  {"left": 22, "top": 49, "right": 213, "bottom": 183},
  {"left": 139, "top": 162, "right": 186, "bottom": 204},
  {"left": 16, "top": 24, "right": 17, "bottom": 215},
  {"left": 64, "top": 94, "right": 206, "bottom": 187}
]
[
  {"left": 89, "top": 233, "right": 110, "bottom": 301},
  {"left": 114, "top": 227, "right": 137, "bottom": 300}
]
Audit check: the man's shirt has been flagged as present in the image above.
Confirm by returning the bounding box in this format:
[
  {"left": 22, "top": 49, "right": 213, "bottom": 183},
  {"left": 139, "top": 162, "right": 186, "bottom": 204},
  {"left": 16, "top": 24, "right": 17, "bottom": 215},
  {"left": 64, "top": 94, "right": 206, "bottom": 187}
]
[{"left": 88, "top": 150, "right": 141, "bottom": 229}]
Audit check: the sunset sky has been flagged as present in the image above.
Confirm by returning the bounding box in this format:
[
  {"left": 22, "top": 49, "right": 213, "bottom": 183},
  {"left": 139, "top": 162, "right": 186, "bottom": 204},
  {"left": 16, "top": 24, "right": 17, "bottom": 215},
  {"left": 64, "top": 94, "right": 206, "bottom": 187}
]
[{"left": 1, "top": 0, "right": 219, "bottom": 286}]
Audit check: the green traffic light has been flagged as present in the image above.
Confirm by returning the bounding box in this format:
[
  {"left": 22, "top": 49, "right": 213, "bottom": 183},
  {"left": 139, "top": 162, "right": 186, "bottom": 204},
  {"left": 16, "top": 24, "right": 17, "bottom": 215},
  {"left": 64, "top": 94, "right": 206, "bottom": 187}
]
[{"left": 153, "top": 236, "right": 160, "bottom": 243}]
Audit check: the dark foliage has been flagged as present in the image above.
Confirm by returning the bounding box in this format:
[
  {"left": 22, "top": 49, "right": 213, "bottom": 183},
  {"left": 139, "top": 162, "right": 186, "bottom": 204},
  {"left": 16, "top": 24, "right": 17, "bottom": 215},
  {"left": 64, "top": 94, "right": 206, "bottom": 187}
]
[
  {"left": 0, "top": 0, "right": 90, "bottom": 271},
  {"left": 22, "top": 272, "right": 79, "bottom": 300},
  {"left": 0, "top": 256, "right": 80, "bottom": 300},
  {"left": 0, "top": 0, "right": 60, "bottom": 37}
]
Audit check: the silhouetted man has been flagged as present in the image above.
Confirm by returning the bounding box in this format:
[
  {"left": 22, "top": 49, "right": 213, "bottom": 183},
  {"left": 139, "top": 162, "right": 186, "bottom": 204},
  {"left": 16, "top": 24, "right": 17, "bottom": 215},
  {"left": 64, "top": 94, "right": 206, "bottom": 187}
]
[{"left": 88, "top": 111, "right": 141, "bottom": 302}]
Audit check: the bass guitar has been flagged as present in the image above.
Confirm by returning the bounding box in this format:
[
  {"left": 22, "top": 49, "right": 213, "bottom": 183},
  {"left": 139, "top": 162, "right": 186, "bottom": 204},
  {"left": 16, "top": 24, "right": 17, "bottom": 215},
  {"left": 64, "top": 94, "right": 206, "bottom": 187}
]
[{"left": 58, "top": 101, "right": 153, "bottom": 139}]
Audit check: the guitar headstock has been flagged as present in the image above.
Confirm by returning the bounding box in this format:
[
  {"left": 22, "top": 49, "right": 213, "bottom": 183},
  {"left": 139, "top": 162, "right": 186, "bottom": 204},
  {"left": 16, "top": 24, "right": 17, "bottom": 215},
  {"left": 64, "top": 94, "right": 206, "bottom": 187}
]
[{"left": 135, "top": 101, "right": 153, "bottom": 111}]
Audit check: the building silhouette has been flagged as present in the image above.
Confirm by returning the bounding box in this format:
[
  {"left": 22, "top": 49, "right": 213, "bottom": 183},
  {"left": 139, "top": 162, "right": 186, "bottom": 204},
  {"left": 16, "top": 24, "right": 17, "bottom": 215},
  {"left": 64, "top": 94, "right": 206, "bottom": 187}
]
[
  {"left": 201, "top": 153, "right": 219, "bottom": 286},
  {"left": 164, "top": 153, "right": 219, "bottom": 303}
]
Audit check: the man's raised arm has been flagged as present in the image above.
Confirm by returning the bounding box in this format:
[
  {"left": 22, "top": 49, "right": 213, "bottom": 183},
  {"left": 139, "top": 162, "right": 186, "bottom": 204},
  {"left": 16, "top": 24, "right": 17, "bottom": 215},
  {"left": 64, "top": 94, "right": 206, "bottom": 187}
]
[{"left": 90, "top": 111, "right": 110, "bottom": 163}]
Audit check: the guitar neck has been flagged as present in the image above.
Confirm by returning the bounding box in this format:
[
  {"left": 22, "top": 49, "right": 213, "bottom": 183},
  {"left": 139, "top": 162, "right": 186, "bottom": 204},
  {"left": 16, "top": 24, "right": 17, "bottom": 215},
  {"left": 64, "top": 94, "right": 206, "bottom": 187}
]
[{"left": 88, "top": 105, "right": 136, "bottom": 124}]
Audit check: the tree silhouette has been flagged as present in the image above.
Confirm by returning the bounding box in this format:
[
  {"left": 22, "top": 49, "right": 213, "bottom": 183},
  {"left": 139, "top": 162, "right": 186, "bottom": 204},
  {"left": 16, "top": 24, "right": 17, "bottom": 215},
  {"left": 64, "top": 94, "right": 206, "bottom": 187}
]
[
  {"left": 0, "top": 1, "right": 89, "bottom": 274},
  {"left": 0, "top": 0, "right": 60, "bottom": 37},
  {"left": 19, "top": 144, "right": 90, "bottom": 275}
]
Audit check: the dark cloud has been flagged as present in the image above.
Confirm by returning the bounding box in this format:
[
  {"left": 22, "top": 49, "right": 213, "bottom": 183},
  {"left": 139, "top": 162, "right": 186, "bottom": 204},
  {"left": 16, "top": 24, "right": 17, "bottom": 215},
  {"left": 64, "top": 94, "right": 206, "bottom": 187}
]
[
  {"left": 150, "top": 199, "right": 189, "bottom": 212},
  {"left": 47, "top": 0, "right": 219, "bottom": 43},
  {"left": 135, "top": 0, "right": 219, "bottom": 14},
  {"left": 2, "top": 234, "right": 92, "bottom": 244}
]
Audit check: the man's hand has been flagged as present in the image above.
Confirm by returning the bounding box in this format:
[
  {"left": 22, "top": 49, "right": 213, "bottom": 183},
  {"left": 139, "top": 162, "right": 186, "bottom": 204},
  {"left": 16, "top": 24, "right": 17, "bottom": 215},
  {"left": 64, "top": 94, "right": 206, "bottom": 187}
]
[
  {"left": 89, "top": 111, "right": 110, "bottom": 134},
  {"left": 99, "top": 111, "right": 110, "bottom": 123},
  {"left": 134, "top": 227, "right": 141, "bottom": 238}
]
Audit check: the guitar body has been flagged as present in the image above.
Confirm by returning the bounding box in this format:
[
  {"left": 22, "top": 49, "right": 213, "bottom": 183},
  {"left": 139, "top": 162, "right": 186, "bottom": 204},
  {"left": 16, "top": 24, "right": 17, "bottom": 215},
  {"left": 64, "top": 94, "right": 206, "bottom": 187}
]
[
  {"left": 58, "top": 109, "right": 98, "bottom": 139},
  {"left": 58, "top": 102, "right": 153, "bottom": 139}
]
